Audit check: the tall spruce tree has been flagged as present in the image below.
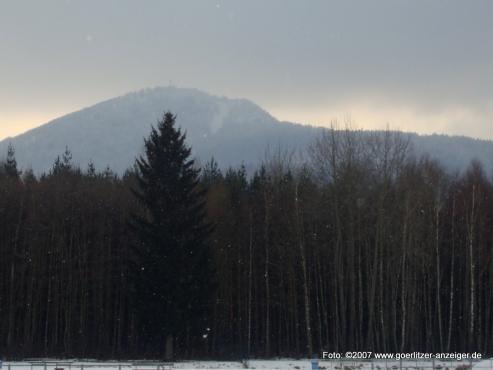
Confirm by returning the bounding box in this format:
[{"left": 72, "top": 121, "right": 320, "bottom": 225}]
[{"left": 133, "top": 112, "right": 213, "bottom": 359}]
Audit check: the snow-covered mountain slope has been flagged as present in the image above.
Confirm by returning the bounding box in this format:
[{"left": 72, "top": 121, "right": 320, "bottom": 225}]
[
  {"left": 1, "top": 86, "right": 493, "bottom": 175},
  {"left": 0, "top": 87, "right": 320, "bottom": 174}
]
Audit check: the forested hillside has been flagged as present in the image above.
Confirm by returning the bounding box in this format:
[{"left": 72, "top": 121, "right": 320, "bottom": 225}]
[{"left": 1, "top": 128, "right": 493, "bottom": 359}]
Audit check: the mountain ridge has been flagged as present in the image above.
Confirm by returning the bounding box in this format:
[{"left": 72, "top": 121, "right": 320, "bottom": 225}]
[{"left": 1, "top": 86, "right": 493, "bottom": 175}]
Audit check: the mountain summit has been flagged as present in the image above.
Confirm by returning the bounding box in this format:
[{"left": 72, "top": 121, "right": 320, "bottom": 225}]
[
  {"left": 1, "top": 86, "right": 493, "bottom": 174},
  {"left": 0, "top": 87, "right": 319, "bottom": 174}
]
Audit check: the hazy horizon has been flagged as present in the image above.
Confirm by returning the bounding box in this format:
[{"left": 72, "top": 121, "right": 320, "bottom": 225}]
[{"left": 1, "top": 0, "right": 492, "bottom": 140}]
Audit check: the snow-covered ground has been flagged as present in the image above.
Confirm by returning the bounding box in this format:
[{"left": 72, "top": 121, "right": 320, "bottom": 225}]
[{"left": 1, "top": 359, "right": 491, "bottom": 370}]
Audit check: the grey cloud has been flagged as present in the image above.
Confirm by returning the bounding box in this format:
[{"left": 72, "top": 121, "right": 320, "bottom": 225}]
[{"left": 0, "top": 0, "right": 492, "bottom": 138}]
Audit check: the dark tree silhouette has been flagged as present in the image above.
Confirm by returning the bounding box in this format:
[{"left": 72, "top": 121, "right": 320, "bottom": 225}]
[
  {"left": 132, "top": 112, "right": 214, "bottom": 359},
  {"left": 2, "top": 128, "right": 493, "bottom": 359},
  {"left": 4, "top": 143, "right": 20, "bottom": 179}
]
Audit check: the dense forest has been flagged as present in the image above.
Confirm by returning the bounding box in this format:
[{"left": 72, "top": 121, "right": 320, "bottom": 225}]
[{"left": 1, "top": 125, "right": 493, "bottom": 359}]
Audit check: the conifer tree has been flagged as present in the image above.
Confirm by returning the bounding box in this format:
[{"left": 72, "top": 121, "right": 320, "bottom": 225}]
[
  {"left": 133, "top": 112, "right": 213, "bottom": 358},
  {"left": 51, "top": 146, "right": 73, "bottom": 175},
  {"left": 201, "top": 157, "right": 223, "bottom": 187},
  {"left": 4, "top": 143, "right": 20, "bottom": 179}
]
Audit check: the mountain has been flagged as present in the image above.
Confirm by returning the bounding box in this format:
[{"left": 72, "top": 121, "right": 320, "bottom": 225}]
[
  {"left": 1, "top": 86, "right": 493, "bottom": 175},
  {"left": 0, "top": 87, "right": 321, "bottom": 174}
]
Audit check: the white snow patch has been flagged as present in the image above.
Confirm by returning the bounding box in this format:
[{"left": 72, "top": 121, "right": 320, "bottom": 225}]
[
  {"left": 0, "top": 359, "right": 491, "bottom": 370},
  {"left": 474, "top": 359, "right": 493, "bottom": 368}
]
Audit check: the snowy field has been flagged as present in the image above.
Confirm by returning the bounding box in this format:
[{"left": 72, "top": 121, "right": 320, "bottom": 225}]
[{"left": 1, "top": 359, "right": 492, "bottom": 370}]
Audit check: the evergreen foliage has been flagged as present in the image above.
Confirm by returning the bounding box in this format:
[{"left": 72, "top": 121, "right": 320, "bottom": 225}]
[
  {"left": 4, "top": 143, "right": 20, "bottom": 179},
  {"left": 132, "top": 112, "right": 213, "bottom": 357}
]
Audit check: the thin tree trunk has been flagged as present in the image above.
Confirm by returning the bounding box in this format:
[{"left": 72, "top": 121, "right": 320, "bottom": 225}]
[
  {"left": 446, "top": 195, "right": 456, "bottom": 351},
  {"left": 435, "top": 199, "right": 443, "bottom": 351},
  {"left": 468, "top": 185, "right": 477, "bottom": 349},
  {"left": 294, "top": 184, "right": 313, "bottom": 356},
  {"left": 264, "top": 190, "right": 271, "bottom": 356},
  {"left": 165, "top": 334, "right": 174, "bottom": 360},
  {"left": 247, "top": 210, "right": 254, "bottom": 356}
]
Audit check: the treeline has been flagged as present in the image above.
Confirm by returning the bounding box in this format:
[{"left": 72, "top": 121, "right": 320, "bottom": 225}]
[
  {"left": 1, "top": 129, "right": 493, "bottom": 359},
  {"left": 0, "top": 147, "right": 138, "bottom": 357}
]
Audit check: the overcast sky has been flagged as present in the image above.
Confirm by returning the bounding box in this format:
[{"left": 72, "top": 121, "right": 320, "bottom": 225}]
[{"left": 1, "top": 0, "right": 492, "bottom": 140}]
